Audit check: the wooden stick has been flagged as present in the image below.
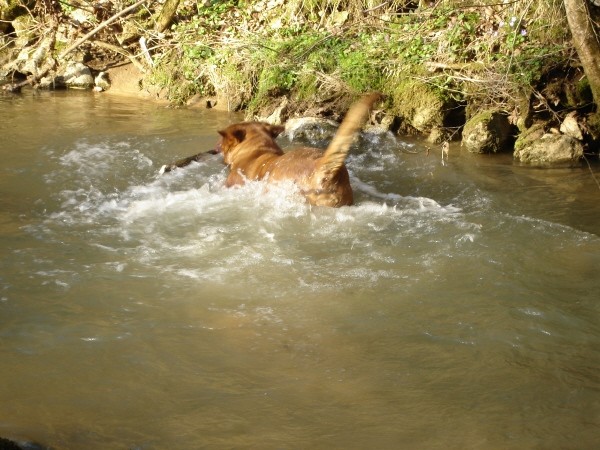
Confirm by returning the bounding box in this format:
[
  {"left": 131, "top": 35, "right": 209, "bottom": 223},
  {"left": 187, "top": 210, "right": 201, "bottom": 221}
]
[
  {"left": 59, "top": 0, "right": 147, "bottom": 60},
  {"left": 159, "top": 149, "right": 219, "bottom": 175}
]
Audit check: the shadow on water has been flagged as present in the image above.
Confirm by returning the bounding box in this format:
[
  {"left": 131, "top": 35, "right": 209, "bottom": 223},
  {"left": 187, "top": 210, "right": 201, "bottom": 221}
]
[{"left": 1, "top": 90, "right": 599, "bottom": 449}]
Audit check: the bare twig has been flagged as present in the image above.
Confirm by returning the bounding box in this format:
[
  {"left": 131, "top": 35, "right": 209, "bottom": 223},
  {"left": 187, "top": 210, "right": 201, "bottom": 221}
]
[
  {"left": 364, "top": 1, "right": 390, "bottom": 14},
  {"left": 582, "top": 154, "right": 600, "bottom": 191},
  {"left": 57, "top": 0, "right": 95, "bottom": 14},
  {"left": 90, "top": 40, "right": 147, "bottom": 72}
]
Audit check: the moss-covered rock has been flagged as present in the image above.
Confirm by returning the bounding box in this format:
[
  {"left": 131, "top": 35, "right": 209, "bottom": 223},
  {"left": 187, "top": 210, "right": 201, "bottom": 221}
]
[
  {"left": 514, "top": 132, "right": 583, "bottom": 166},
  {"left": 514, "top": 123, "right": 545, "bottom": 153},
  {"left": 388, "top": 79, "right": 446, "bottom": 134},
  {"left": 10, "top": 14, "right": 34, "bottom": 47},
  {"left": 565, "top": 77, "right": 594, "bottom": 108},
  {"left": 461, "top": 110, "right": 514, "bottom": 153},
  {"left": 0, "top": 0, "right": 32, "bottom": 31}
]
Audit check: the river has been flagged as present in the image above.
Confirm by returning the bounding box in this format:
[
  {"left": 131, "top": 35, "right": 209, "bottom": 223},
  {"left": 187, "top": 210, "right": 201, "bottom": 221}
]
[{"left": 1, "top": 90, "right": 599, "bottom": 449}]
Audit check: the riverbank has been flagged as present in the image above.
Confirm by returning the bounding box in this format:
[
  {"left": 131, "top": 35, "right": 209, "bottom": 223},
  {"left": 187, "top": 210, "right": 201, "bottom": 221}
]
[{"left": 1, "top": 0, "right": 599, "bottom": 165}]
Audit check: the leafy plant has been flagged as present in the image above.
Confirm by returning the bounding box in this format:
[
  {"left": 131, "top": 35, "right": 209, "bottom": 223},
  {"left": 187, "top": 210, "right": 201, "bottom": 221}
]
[{"left": 140, "top": 0, "right": 573, "bottom": 117}]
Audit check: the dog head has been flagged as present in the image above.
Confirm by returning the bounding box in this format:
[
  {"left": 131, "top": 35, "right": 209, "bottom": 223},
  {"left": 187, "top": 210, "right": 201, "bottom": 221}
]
[{"left": 217, "top": 122, "right": 285, "bottom": 165}]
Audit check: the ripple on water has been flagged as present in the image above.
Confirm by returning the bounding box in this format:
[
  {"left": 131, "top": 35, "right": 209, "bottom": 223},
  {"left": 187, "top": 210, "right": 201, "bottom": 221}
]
[
  {"left": 30, "top": 138, "right": 480, "bottom": 298},
  {"left": 29, "top": 136, "right": 598, "bottom": 302}
]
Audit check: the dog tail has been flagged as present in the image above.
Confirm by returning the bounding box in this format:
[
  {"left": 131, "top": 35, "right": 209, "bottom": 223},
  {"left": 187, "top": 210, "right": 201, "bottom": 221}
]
[{"left": 316, "top": 92, "right": 381, "bottom": 179}]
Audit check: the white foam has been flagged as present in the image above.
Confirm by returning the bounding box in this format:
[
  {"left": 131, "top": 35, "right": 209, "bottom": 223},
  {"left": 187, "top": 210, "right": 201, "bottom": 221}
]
[
  {"left": 59, "top": 142, "right": 121, "bottom": 167},
  {"left": 351, "top": 174, "right": 461, "bottom": 215},
  {"left": 35, "top": 138, "right": 491, "bottom": 293}
]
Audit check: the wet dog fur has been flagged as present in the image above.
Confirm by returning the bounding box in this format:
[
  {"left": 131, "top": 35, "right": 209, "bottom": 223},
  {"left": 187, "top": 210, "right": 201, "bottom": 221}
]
[{"left": 216, "top": 93, "right": 381, "bottom": 207}]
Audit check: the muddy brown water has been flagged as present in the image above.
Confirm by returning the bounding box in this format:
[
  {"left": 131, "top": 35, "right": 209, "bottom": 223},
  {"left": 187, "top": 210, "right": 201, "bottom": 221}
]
[{"left": 1, "top": 90, "right": 599, "bottom": 449}]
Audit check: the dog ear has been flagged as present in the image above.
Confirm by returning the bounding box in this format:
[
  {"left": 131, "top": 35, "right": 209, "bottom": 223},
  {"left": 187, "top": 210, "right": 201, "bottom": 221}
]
[
  {"left": 267, "top": 125, "right": 285, "bottom": 138},
  {"left": 232, "top": 128, "right": 246, "bottom": 143},
  {"left": 218, "top": 127, "right": 246, "bottom": 144}
]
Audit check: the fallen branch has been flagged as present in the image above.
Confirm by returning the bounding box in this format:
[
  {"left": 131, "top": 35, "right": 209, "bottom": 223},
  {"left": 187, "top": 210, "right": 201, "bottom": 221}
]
[
  {"left": 1, "top": 65, "right": 52, "bottom": 92},
  {"left": 425, "top": 61, "right": 486, "bottom": 72},
  {"left": 90, "top": 40, "right": 147, "bottom": 73},
  {"left": 59, "top": 0, "right": 147, "bottom": 60}
]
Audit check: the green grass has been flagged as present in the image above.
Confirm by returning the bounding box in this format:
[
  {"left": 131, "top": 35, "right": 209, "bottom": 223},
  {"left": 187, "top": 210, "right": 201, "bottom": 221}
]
[{"left": 144, "top": 0, "right": 572, "bottom": 117}]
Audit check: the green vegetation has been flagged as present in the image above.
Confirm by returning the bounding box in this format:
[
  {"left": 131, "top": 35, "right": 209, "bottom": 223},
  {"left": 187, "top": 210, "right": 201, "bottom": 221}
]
[
  {"left": 0, "top": 0, "right": 585, "bottom": 135},
  {"left": 140, "top": 0, "right": 570, "bottom": 120}
]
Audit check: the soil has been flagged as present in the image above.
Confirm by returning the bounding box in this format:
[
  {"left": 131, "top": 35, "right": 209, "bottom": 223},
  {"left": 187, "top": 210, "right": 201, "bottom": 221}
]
[{"left": 103, "top": 63, "right": 163, "bottom": 101}]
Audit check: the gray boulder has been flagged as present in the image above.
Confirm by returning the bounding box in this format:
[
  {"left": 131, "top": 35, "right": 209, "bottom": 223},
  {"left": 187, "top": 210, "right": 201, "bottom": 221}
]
[
  {"left": 462, "top": 111, "right": 514, "bottom": 153},
  {"left": 43, "top": 62, "right": 95, "bottom": 89},
  {"left": 514, "top": 131, "right": 583, "bottom": 166},
  {"left": 559, "top": 112, "right": 583, "bottom": 140},
  {"left": 284, "top": 117, "right": 339, "bottom": 142},
  {"left": 60, "top": 62, "right": 95, "bottom": 88}
]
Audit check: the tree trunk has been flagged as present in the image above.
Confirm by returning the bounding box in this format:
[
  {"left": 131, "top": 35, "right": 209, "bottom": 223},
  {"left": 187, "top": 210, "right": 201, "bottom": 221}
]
[
  {"left": 155, "top": 0, "right": 182, "bottom": 33},
  {"left": 564, "top": 0, "right": 600, "bottom": 105}
]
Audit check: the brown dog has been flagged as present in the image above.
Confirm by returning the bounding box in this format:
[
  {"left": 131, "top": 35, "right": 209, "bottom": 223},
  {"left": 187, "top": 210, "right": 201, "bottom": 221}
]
[{"left": 216, "top": 93, "right": 381, "bottom": 207}]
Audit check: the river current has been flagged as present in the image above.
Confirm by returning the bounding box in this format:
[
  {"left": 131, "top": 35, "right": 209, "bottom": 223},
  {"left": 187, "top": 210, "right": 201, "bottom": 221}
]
[{"left": 1, "top": 90, "right": 599, "bottom": 449}]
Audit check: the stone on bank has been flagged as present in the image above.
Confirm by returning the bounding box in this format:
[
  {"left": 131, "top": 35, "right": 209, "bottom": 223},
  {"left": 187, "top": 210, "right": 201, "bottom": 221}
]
[
  {"left": 461, "top": 110, "right": 514, "bottom": 154},
  {"left": 514, "top": 126, "right": 584, "bottom": 166},
  {"left": 46, "top": 62, "right": 95, "bottom": 89}
]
